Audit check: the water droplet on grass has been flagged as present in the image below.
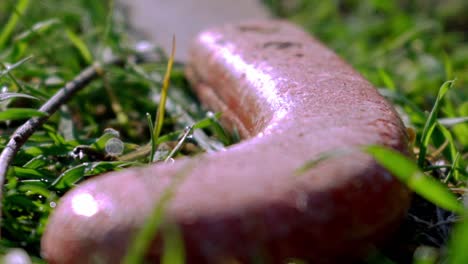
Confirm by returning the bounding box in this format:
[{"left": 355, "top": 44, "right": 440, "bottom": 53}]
[{"left": 105, "top": 138, "right": 124, "bottom": 156}]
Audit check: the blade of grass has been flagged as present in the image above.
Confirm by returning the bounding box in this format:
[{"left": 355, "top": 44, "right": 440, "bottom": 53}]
[
  {"left": 161, "top": 223, "right": 185, "bottom": 264},
  {"left": 153, "top": 36, "right": 176, "bottom": 143},
  {"left": 442, "top": 52, "right": 454, "bottom": 81},
  {"left": 365, "top": 145, "right": 463, "bottom": 214},
  {"left": 122, "top": 160, "right": 196, "bottom": 264},
  {"left": 206, "top": 112, "right": 231, "bottom": 146},
  {"left": 378, "top": 69, "right": 396, "bottom": 91},
  {"left": 447, "top": 210, "right": 468, "bottom": 264},
  {"left": 164, "top": 126, "right": 193, "bottom": 162},
  {"left": 50, "top": 164, "right": 86, "bottom": 189},
  {"left": 103, "top": 73, "right": 128, "bottom": 125},
  {"left": 66, "top": 30, "right": 93, "bottom": 64},
  {"left": 0, "top": 55, "right": 33, "bottom": 79},
  {"left": 100, "top": 0, "right": 115, "bottom": 53},
  {"left": 146, "top": 113, "right": 156, "bottom": 163},
  {"left": 438, "top": 116, "right": 468, "bottom": 127},
  {"left": 125, "top": 61, "right": 225, "bottom": 152},
  {"left": 295, "top": 148, "right": 353, "bottom": 175},
  {"left": 444, "top": 153, "right": 461, "bottom": 183},
  {"left": 14, "top": 18, "right": 60, "bottom": 42},
  {"left": 0, "top": 63, "right": 26, "bottom": 92},
  {"left": 418, "top": 80, "right": 455, "bottom": 168},
  {"left": 0, "top": 56, "right": 34, "bottom": 93},
  {"left": 0, "top": 0, "right": 30, "bottom": 49},
  {"left": 165, "top": 97, "right": 225, "bottom": 152},
  {"left": 434, "top": 124, "right": 459, "bottom": 179},
  {"left": 0, "top": 108, "right": 46, "bottom": 121},
  {"left": 0, "top": 92, "right": 38, "bottom": 101}
]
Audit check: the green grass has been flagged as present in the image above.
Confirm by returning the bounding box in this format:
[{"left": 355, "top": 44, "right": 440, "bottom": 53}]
[
  {"left": 0, "top": 0, "right": 467, "bottom": 263},
  {"left": 0, "top": 0, "right": 228, "bottom": 261}
]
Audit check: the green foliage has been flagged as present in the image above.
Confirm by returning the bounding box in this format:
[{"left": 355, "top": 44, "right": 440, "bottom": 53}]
[
  {"left": 66, "top": 29, "right": 93, "bottom": 64},
  {"left": 0, "top": 108, "right": 46, "bottom": 121},
  {"left": 448, "top": 210, "right": 468, "bottom": 264},
  {"left": 0, "top": 0, "right": 30, "bottom": 49},
  {"left": 0, "top": 0, "right": 226, "bottom": 260},
  {"left": 365, "top": 145, "right": 463, "bottom": 214},
  {"left": 161, "top": 223, "right": 185, "bottom": 264}
]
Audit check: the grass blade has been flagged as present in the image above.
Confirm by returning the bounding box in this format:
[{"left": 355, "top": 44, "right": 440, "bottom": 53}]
[
  {"left": 66, "top": 30, "right": 93, "bottom": 64},
  {"left": 418, "top": 80, "right": 455, "bottom": 168},
  {"left": 444, "top": 153, "right": 461, "bottom": 183},
  {"left": 434, "top": 124, "right": 459, "bottom": 180},
  {"left": 0, "top": 108, "right": 46, "bottom": 121},
  {"left": 0, "top": 92, "right": 38, "bottom": 101},
  {"left": 295, "top": 148, "right": 353, "bottom": 175},
  {"left": 0, "top": 0, "right": 30, "bottom": 49},
  {"left": 365, "top": 145, "right": 463, "bottom": 214},
  {"left": 438, "top": 116, "right": 468, "bottom": 127},
  {"left": 14, "top": 18, "right": 60, "bottom": 42},
  {"left": 50, "top": 164, "right": 86, "bottom": 189},
  {"left": 146, "top": 113, "right": 156, "bottom": 163},
  {"left": 153, "top": 36, "right": 176, "bottom": 143},
  {"left": 161, "top": 223, "right": 185, "bottom": 264},
  {"left": 206, "top": 112, "right": 231, "bottom": 146},
  {"left": 122, "top": 160, "right": 195, "bottom": 264},
  {"left": 0, "top": 55, "right": 34, "bottom": 79},
  {"left": 378, "top": 69, "right": 396, "bottom": 91},
  {"left": 448, "top": 211, "right": 468, "bottom": 264},
  {"left": 164, "top": 126, "right": 192, "bottom": 162}
]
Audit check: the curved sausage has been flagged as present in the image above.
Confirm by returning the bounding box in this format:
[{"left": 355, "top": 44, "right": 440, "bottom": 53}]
[{"left": 41, "top": 20, "right": 411, "bottom": 263}]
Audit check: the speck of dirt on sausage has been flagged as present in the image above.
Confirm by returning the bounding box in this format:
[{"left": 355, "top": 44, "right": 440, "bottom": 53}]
[
  {"left": 237, "top": 25, "right": 279, "bottom": 34},
  {"left": 215, "top": 38, "right": 227, "bottom": 45},
  {"left": 262, "top": 41, "right": 302, "bottom": 49}
]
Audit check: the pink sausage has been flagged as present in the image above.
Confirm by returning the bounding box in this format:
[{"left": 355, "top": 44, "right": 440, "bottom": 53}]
[{"left": 42, "top": 20, "right": 411, "bottom": 263}]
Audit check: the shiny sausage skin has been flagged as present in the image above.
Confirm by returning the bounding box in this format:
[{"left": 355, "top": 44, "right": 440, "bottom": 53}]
[{"left": 41, "top": 20, "right": 411, "bottom": 263}]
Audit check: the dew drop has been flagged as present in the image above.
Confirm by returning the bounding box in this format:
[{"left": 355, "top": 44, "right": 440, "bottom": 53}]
[
  {"left": 135, "top": 41, "right": 154, "bottom": 53},
  {"left": 206, "top": 111, "right": 215, "bottom": 118},
  {"left": 105, "top": 138, "right": 124, "bottom": 156}
]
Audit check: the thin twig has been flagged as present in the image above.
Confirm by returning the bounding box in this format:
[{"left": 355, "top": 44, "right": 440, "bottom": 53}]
[{"left": 0, "top": 59, "right": 121, "bottom": 234}]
